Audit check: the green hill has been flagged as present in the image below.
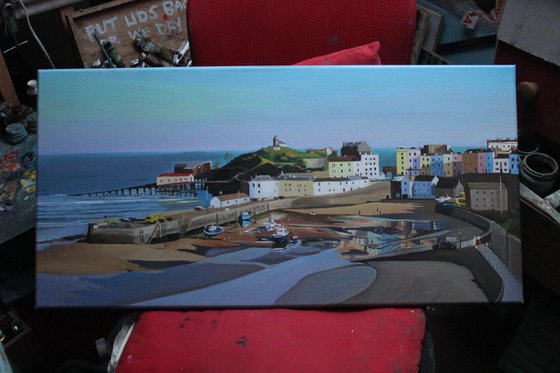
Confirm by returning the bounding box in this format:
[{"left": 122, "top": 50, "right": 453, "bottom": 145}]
[
  {"left": 256, "top": 146, "right": 326, "bottom": 162},
  {"left": 199, "top": 146, "right": 323, "bottom": 194},
  {"left": 225, "top": 146, "right": 325, "bottom": 172}
]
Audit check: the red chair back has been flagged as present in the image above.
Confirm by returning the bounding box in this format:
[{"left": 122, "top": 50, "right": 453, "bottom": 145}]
[{"left": 187, "top": 0, "right": 416, "bottom": 65}]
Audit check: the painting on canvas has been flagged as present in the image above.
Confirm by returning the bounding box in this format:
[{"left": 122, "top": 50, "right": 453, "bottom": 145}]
[{"left": 36, "top": 66, "right": 522, "bottom": 307}]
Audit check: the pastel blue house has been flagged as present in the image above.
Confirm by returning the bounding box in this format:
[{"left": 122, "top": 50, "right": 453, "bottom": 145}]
[
  {"left": 401, "top": 176, "right": 411, "bottom": 198},
  {"left": 485, "top": 151, "right": 494, "bottom": 173},
  {"left": 411, "top": 175, "right": 437, "bottom": 198},
  {"left": 430, "top": 154, "right": 444, "bottom": 176},
  {"left": 509, "top": 152, "right": 520, "bottom": 174}
]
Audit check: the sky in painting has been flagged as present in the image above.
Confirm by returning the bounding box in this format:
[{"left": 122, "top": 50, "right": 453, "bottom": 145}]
[{"left": 38, "top": 66, "right": 516, "bottom": 154}]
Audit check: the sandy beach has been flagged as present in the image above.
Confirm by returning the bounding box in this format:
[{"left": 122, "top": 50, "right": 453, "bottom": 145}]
[
  {"left": 36, "top": 199, "right": 445, "bottom": 275},
  {"left": 36, "top": 240, "right": 205, "bottom": 274}
]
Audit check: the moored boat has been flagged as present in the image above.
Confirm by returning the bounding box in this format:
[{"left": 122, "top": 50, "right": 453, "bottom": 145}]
[
  {"left": 239, "top": 210, "right": 252, "bottom": 221},
  {"left": 271, "top": 226, "right": 289, "bottom": 250},
  {"left": 204, "top": 224, "right": 224, "bottom": 237}
]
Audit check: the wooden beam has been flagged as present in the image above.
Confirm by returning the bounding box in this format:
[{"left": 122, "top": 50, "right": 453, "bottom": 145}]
[{"left": 0, "top": 52, "right": 20, "bottom": 105}]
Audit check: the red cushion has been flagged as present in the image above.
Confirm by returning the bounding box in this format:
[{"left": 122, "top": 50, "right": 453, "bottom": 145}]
[
  {"left": 187, "top": 0, "right": 416, "bottom": 65},
  {"left": 295, "top": 41, "right": 382, "bottom": 65},
  {"left": 116, "top": 309, "right": 426, "bottom": 373}
]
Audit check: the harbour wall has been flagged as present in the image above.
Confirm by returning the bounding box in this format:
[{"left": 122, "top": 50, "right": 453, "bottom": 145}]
[
  {"left": 439, "top": 206, "right": 522, "bottom": 281},
  {"left": 89, "top": 181, "right": 391, "bottom": 244},
  {"left": 182, "top": 198, "right": 295, "bottom": 234}
]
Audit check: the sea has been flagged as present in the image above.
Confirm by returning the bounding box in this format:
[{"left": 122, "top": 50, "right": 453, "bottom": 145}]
[
  {"left": 36, "top": 147, "right": 471, "bottom": 246},
  {"left": 37, "top": 151, "right": 228, "bottom": 245}
]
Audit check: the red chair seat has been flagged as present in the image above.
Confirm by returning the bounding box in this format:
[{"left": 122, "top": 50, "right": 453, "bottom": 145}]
[{"left": 115, "top": 308, "right": 426, "bottom": 373}]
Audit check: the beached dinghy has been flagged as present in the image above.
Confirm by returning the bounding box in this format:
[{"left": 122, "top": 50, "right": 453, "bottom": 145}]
[
  {"left": 271, "top": 226, "right": 289, "bottom": 250},
  {"left": 204, "top": 224, "right": 224, "bottom": 237}
]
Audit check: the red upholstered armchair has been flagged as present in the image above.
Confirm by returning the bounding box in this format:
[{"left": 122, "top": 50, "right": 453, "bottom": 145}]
[{"left": 187, "top": 0, "right": 417, "bottom": 65}]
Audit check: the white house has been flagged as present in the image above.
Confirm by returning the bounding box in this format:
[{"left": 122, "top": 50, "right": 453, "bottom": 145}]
[
  {"left": 209, "top": 192, "right": 250, "bottom": 208},
  {"left": 338, "top": 141, "right": 381, "bottom": 179},
  {"left": 313, "top": 176, "right": 370, "bottom": 196},
  {"left": 248, "top": 175, "right": 278, "bottom": 199},
  {"left": 493, "top": 154, "right": 510, "bottom": 173},
  {"left": 356, "top": 152, "right": 381, "bottom": 179},
  {"left": 156, "top": 173, "right": 194, "bottom": 186},
  {"left": 487, "top": 138, "right": 517, "bottom": 152},
  {"left": 408, "top": 148, "right": 421, "bottom": 176}
]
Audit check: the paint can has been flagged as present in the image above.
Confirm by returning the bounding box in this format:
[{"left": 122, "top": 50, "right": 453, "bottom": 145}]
[
  {"left": 520, "top": 152, "right": 559, "bottom": 196},
  {"left": 5, "top": 122, "right": 27, "bottom": 144},
  {"left": 25, "top": 112, "right": 37, "bottom": 134},
  {"left": 517, "top": 138, "right": 540, "bottom": 159}
]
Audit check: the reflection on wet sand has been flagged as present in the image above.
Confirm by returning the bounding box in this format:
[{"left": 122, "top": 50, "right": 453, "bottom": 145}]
[{"left": 37, "top": 200, "right": 490, "bottom": 306}]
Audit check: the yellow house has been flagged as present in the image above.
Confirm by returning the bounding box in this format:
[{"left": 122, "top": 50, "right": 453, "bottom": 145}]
[
  {"left": 396, "top": 148, "right": 408, "bottom": 176},
  {"left": 327, "top": 156, "right": 357, "bottom": 178},
  {"left": 277, "top": 174, "right": 314, "bottom": 197},
  {"left": 420, "top": 155, "right": 431, "bottom": 169}
]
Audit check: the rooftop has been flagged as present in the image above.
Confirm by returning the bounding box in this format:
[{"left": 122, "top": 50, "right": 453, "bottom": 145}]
[
  {"left": 158, "top": 172, "right": 191, "bottom": 177},
  {"left": 328, "top": 155, "right": 359, "bottom": 162},
  {"left": 253, "top": 175, "right": 275, "bottom": 181},
  {"left": 216, "top": 192, "right": 249, "bottom": 201},
  {"left": 414, "top": 175, "right": 437, "bottom": 182},
  {"left": 276, "top": 173, "right": 315, "bottom": 181},
  {"left": 175, "top": 161, "right": 212, "bottom": 168},
  {"left": 315, "top": 176, "right": 367, "bottom": 182},
  {"left": 435, "top": 177, "right": 460, "bottom": 188},
  {"left": 487, "top": 138, "right": 517, "bottom": 142},
  {"left": 468, "top": 182, "right": 506, "bottom": 189}
]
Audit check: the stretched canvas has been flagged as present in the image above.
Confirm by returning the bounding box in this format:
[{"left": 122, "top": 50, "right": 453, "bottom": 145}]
[{"left": 37, "top": 66, "right": 522, "bottom": 307}]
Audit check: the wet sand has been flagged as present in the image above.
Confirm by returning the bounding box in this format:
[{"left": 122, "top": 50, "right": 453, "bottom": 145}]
[
  {"left": 37, "top": 212, "right": 342, "bottom": 275},
  {"left": 342, "top": 261, "right": 489, "bottom": 304},
  {"left": 36, "top": 200, "right": 448, "bottom": 276}
]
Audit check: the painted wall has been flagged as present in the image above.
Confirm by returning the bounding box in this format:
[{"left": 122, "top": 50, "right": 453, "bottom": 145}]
[
  {"left": 210, "top": 195, "right": 251, "bottom": 208},
  {"left": 328, "top": 161, "right": 355, "bottom": 178},
  {"left": 431, "top": 155, "right": 444, "bottom": 176},
  {"left": 469, "top": 185, "right": 508, "bottom": 212},
  {"left": 509, "top": 153, "right": 520, "bottom": 174},
  {"left": 493, "top": 158, "right": 510, "bottom": 173},
  {"left": 313, "top": 178, "right": 370, "bottom": 196},
  {"left": 410, "top": 181, "right": 435, "bottom": 198},
  {"left": 156, "top": 174, "right": 194, "bottom": 186},
  {"left": 396, "top": 148, "right": 408, "bottom": 176},
  {"left": 462, "top": 152, "right": 478, "bottom": 174},
  {"left": 249, "top": 179, "right": 278, "bottom": 199},
  {"left": 278, "top": 179, "right": 314, "bottom": 197}
]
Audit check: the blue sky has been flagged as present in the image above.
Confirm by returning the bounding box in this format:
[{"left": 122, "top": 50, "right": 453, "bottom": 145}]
[{"left": 38, "top": 66, "right": 517, "bottom": 154}]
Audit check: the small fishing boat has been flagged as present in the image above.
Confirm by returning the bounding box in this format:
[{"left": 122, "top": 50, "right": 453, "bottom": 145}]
[
  {"left": 239, "top": 210, "right": 252, "bottom": 221},
  {"left": 264, "top": 218, "right": 279, "bottom": 232},
  {"left": 204, "top": 224, "right": 224, "bottom": 237},
  {"left": 271, "top": 226, "right": 289, "bottom": 250}
]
